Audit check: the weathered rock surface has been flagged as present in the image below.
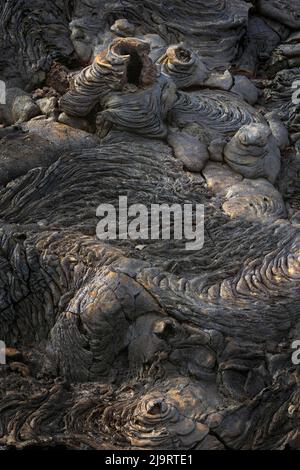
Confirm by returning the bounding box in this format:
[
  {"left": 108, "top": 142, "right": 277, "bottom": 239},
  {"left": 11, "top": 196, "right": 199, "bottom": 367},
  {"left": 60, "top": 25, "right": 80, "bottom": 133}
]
[
  {"left": 222, "top": 178, "right": 287, "bottom": 221},
  {"left": 224, "top": 124, "right": 282, "bottom": 183},
  {"left": 231, "top": 75, "right": 259, "bottom": 105},
  {"left": 21, "top": 119, "right": 100, "bottom": 150},
  {"left": 0, "top": 0, "right": 300, "bottom": 452},
  {"left": 0, "top": 130, "right": 59, "bottom": 187},
  {"left": 167, "top": 128, "right": 209, "bottom": 172},
  {"left": 0, "top": 88, "right": 40, "bottom": 125}
]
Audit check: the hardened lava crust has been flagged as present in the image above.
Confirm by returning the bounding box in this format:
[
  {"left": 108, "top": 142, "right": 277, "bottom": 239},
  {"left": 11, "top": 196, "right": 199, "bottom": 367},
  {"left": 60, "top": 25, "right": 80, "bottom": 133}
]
[{"left": 0, "top": 0, "right": 300, "bottom": 450}]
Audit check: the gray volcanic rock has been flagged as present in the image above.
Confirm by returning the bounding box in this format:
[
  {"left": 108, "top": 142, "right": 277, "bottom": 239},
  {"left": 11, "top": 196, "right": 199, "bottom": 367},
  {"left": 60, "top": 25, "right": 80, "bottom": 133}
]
[
  {"left": 96, "top": 74, "right": 176, "bottom": 138},
  {"left": 224, "top": 124, "right": 281, "bottom": 183},
  {"left": 262, "top": 68, "right": 300, "bottom": 134},
  {"left": 21, "top": 119, "right": 100, "bottom": 150},
  {"left": 257, "top": 0, "right": 300, "bottom": 30},
  {"left": 170, "top": 90, "right": 266, "bottom": 141},
  {"left": 202, "top": 161, "right": 243, "bottom": 196},
  {"left": 238, "top": 15, "right": 286, "bottom": 69},
  {"left": 0, "top": 136, "right": 299, "bottom": 450},
  {"left": 167, "top": 128, "right": 209, "bottom": 172},
  {"left": 106, "top": 0, "right": 251, "bottom": 68},
  {"left": 0, "top": 119, "right": 100, "bottom": 187},
  {"left": 58, "top": 112, "right": 92, "bottom": 132},
  {"left": 231, "top": 75, "right": 259, "bottom": 105},
  {"left": 265, "top": 111, "right": 290, "bottom": 149},
  {"left": 0, "top": 88, "right": 40, "bottom": 125},
  {"left": 0, "top": 130, "right": 58, "bottom": 187},
  {"left": 222, "top": 178, "right": 287, "bottom": 221},
  {"left": 36, "top": 97, "right": 58, "bottom": 117},
  {"left": 159, "top": 45, "right": 209, "bottom": 89},
  {"left": 0, "top": 0, "right": 300, "bottom": 453},
  {"left": 0, "top": 0, "right": 75, "bottom": 89}
]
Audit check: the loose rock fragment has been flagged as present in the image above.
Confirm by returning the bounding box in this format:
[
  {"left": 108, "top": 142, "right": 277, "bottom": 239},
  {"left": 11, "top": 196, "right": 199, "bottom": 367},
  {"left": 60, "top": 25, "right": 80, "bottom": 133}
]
[
  {"left": 0, "top": 88, "right": 40, "bottom": 125},
  {"left": 168, "top": 128, "right": 209, "bottom": 172}
]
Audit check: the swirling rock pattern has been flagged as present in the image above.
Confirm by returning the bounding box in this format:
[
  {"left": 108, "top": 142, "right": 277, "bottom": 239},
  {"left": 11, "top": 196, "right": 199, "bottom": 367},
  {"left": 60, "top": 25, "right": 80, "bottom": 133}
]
[
  {"left": 158, "top": 45, "right": 209, "bottom": 90},
  {"left": 158, "top": 44, "right": 234, "bottom": 91},
  {"left": 262, "top": 68, "right": 300, "bottom": 134},
  {"left": 0, "top": 0, "right": 75, "bottom": 89},
  {"left": 105, "top": 0, "right": 251, "bottom": 68},
  {"left": 0, "top": 0, "right": 300, "bottom": 452},
  {"left": 257, "top": 1, "right": 300, "bottom": 31},
  {"left": 170, "top": 90, "right": 265, "bottom": 141},
  {"left": 60, "top": 38, "right": 158, "bottom": 117}
]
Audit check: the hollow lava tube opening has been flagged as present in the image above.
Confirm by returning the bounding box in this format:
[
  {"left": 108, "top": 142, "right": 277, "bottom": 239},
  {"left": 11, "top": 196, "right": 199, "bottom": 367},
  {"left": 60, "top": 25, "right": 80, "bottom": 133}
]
[
  {"left": 126, "top": 50, "right": 143, "bottom": 86},
  {"left": 175, "top": 47, "right": 191, "bottom": 63},
  {"left": 115, "top": 43, "right": 145, "bottom": 86}
]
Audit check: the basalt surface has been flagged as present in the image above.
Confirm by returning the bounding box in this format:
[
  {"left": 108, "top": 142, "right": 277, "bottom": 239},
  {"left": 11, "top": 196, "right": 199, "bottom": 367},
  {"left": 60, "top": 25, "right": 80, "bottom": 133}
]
[{"left": 0, "top": 0, "right": 300, "bottom": 451}]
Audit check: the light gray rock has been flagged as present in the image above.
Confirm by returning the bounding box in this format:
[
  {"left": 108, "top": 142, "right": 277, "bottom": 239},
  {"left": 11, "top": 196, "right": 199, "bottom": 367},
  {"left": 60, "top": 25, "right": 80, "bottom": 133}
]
[
  {"left": 223, "top": 178, "right": 287, "bottom": 220},
  {"left": 202, "top": 161, "right": 243, "bottom": 196},
  {"left": 142, "top": 34, "right": 166, "bottom": 62},
  {"left": 0, "top": 88, "right": 40, "bottom": 125},
  {"left": 111, "top": 19, "right": 135, "bottom": 37},
  {"left": 231, "top": 75, "right": 259, "bottom": 105},
  {"left": 58, "top": 112, "right": 92, "bottom": 133},
  {"left": 168, "top": 128, "right": 209, "bottom": 172},
  {"left": 204, "top": 70, "right": 233, "bottom": 91},
  {"left": 159, "top": 45, "right": 209, "bottom": 89},
  {"left": 69, "top": 16, "right": 104, "bottom": 63},
  {"left": 208, "top": 138, "right": 226, "bottom": 162},
  {"left": 265, "top": 112, "right": 290, "bottom": 150},
  {"left": 21, "top": 118, "right": 100, "bottom": 150},
  {"left": 224, "top": 124, "right": 281, "bottom": 184},
  {"left": 36, "top": 97, "right": 57, "bottom": 116},
  {"left": 158, "top": 45, "right": 233, "bottom": 92}
]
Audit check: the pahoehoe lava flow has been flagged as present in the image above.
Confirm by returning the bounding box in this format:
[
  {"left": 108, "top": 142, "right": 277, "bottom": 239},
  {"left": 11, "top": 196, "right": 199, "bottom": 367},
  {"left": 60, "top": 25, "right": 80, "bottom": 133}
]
[{"left": 0, "top": 0, "right": 300, "bottom": 451}]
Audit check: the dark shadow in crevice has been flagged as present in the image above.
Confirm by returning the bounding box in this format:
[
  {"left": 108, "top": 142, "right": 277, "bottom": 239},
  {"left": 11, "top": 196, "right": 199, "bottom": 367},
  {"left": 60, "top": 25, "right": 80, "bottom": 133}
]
[{"left": 126, "top": 50, "right": 143, "bottom": 86}]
